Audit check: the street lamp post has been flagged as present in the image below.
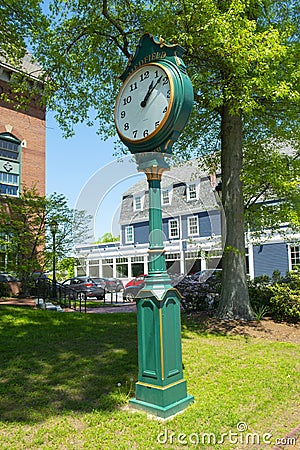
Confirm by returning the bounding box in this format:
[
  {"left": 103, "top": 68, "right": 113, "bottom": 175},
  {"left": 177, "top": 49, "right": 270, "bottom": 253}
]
[{"left": 50, "top": 219, "right": 58, "bottom": 299}]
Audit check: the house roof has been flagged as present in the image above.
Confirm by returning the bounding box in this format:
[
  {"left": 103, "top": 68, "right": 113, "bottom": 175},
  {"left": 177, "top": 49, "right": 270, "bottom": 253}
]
[
  {"left": 120, "top": 160, "right": 219, "bottom": 225},
  {"left": 123, "top": 160, "right": 208, "bottom": 195}
]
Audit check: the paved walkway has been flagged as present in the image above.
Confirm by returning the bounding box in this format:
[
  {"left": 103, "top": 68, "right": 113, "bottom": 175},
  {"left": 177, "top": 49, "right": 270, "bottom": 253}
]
[
  {"left": 86, "top": 303, "right": 136, "bottom": 313},
  {"left": 0, "top": 297, "right": 136, "bottom": 314}
]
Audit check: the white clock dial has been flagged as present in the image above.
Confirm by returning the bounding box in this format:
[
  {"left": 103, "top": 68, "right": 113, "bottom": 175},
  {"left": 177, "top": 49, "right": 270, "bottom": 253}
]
[{"left": 115, "top": 64, "right": 173, "bottom": 142}]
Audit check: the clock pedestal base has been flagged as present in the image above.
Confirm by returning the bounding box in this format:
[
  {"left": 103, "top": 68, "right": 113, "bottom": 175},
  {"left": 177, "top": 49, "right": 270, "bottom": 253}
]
[{"left": 130, "top": 290, "right": 194, "bottom": 419}]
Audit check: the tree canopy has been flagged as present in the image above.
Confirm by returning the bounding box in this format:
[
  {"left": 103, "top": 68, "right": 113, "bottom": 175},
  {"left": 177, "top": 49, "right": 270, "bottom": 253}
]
[{"left": 2, "top": 0, "right": 299, "bottom": 318}]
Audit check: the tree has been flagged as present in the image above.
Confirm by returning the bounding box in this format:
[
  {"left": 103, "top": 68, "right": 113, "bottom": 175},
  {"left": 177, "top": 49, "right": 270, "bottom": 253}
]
[
  {"left": 6, "top": 0, "right": 299, "bottom": 317},
  {"left": 0, "top": 188, "right": 46, "bottom": 294},
  {"left": 45, "top": 192, "right": 92, "bottom": 270},
  {"left": 0, "top": 188, "right": 91, "bottom": 294},
  {"left": 96, "top": 232, "right": 120, "bottom": 243}
]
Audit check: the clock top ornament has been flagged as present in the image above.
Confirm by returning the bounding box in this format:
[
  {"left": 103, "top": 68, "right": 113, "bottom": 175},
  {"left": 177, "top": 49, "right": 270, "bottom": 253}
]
[{"left": 114, "top": 33, "right": 193, "bottom": 155}]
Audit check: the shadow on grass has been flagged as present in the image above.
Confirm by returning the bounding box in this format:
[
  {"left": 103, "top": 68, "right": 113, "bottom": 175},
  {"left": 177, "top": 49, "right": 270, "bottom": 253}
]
[{"left": 0, "top": 306, "right": 138, "bottom": 424}]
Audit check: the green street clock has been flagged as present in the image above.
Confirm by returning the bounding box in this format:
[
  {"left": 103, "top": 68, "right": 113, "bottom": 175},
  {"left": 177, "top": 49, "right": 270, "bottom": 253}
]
[
  {"left": 114, "top": 34, "right": 194, "bottom": 154},
  {"left": 115, "top": 34, "right": 194, "bottom": 418}
]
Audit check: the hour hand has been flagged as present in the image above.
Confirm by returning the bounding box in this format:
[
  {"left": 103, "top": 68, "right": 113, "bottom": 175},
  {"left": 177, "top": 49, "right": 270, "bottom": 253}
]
[{"left": 140, "top": 80, "right": 154, "bottom": 107}]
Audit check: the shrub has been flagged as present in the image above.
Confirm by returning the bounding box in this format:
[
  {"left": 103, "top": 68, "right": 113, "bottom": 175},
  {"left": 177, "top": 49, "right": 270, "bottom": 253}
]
[
  {"left": 248, "top": 275, "right": 273, "bottom": 311},
  {"left": 177, "top": 272, "right": 221, "bottom": 313},
  {"left": 248, "top": 269, "right": 300, "bottom": 322},
  {"left": 269, "top": 284, "right": 300, "bottom": 322}
]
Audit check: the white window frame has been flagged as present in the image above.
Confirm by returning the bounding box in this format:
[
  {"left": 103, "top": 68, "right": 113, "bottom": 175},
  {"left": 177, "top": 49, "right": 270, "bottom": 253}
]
[
  {"left": 125, "top": 225, "right": 134, "bottom": 244},
  {"left": 169, "top": 219, "right": 179, "bottom": 239},
  {"left": 161, "top": 187, "right": 172, "bottom": 205},
  {"left": 134, "top": 193, "right": 144, "bottom": 211},
  {"left": 188, "top": 215, "right": 199, "bottom": 236},
  {"left": 290, "top": 245, "right": 300, "bottom": 269},
  {"left": 187, "top": 182, "right": 200, "bottom": 201}
]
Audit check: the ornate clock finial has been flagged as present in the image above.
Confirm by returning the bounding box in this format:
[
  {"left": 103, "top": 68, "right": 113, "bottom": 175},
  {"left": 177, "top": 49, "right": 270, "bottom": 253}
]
[{"left": 158, "top": 36, "right": 165, "bottom": 47}]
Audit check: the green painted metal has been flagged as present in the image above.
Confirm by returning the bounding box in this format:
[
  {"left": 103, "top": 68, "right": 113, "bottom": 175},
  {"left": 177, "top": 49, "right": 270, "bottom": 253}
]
[
  {"left": 129, "top": 154, "right": 194, "bottom": 418},
  {"left": 116, "top": 34, "right": 194, "bottom": 155},
  {"left": 116, "top": 35, "right": 194, "bottom": 418}
]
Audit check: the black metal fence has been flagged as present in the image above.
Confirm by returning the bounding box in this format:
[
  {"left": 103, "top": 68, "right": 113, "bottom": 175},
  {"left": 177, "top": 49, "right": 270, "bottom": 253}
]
[{"left": 35, "top": 278, "right": 87, "bottom": 313}]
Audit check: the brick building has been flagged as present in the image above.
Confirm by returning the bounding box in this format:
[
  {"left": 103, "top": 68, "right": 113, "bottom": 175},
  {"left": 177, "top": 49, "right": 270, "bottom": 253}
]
[{"left": 0, "top": 53, "right": 45, "bottom": 197}]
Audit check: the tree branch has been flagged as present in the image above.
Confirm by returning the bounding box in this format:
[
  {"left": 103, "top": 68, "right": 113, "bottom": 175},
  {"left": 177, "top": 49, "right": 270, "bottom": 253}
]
[{"left": 102, "top": 0, "right": 131, "bottom": 58}]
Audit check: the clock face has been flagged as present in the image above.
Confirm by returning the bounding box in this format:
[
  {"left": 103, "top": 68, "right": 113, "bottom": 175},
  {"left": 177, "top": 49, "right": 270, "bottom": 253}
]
[{"left": 115, "top": 63, "right": 173, "bottom": 143}]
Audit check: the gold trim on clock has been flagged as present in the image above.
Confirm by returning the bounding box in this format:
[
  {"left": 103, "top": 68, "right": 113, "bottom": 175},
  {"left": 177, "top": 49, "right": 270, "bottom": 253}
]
[{"left": 114, "top": 62, "right": 175, "bottom": 144}]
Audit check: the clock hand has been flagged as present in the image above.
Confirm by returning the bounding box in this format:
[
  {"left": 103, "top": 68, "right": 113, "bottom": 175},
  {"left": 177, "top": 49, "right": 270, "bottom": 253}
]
[
  {"left": 140, "top": 75, "right": 163, "bottom": 107},
  {"left": 140, "top": 80, "right": 154, "bottom": 107}
]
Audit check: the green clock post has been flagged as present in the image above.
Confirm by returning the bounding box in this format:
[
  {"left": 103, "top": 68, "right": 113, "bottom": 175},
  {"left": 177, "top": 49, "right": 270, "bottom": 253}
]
[{"left": 114, "top": 34, "right": 194, "bottom": 418}]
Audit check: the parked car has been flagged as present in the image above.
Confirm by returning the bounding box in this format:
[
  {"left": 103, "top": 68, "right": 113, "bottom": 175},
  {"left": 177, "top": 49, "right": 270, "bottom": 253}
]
[
  {"left": 123, "top": 274, "right": 147, "bottom": 301},
  {"left": 0, "top": 273, "right": 21, "bottom": 297},
  {"left": 189, "top": 269, "right": 222, "bottom": 283},
  {"left": 125, "top": 274, "right": 147, "bottom": 288},
  {"left": 95, "top": 277, "right": 124, "bottom": 293},
  {"left": 61, "top": 276, "right": 106, "bottom": 300}
]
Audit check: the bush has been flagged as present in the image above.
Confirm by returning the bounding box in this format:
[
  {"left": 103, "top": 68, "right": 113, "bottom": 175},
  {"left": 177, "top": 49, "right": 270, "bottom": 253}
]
[
  {"left": 0, "top": 282, "right": 10, "bottom": 298},
  {"left": 177, "top": 272, "right": 221, "bottom": 313},
  {"left": 248, "top": 269, "right": 300, "bottom": 322},
  {"left": 269, "top": 284, "right": 300, "bottom": 322},
  {"left": 248, "top": 275, "right": 273, "bottom": 311}
]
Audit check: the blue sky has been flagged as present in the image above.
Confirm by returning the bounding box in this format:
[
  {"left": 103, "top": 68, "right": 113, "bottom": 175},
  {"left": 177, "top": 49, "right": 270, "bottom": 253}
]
[{"left": 46, "top": 112, "right": 143, "bottom": 241}]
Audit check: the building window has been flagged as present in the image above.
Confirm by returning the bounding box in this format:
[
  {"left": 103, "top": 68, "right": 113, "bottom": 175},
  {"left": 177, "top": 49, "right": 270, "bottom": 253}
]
[
  {"left": 188, "top": 216, "right": 199, "bottom": 236},
  {"left": 0, "top": 172, "right": 18, "bottom": 184},
  {"left": 187, "top": 183, "right": 199, "bottom": 201},
  {"left": 0, "top": 138, "right": 19, "bottom": 160},
  {"left": 169, "top": 219, "right": 179, "bottom": 239},
  {"left": 134, "top": 196, "right": 141, "bottom": 211},
  {"left": 0, "top": 184, "right": 18, "bottom": 196},
  {"left": 125, "top": 225, "right": 134, "bottom": 243},
  {"left": 291, "top": 245, "right": 300, "bottom": 269},
  {"left": 162, "top": 188, "right": 171, "bottom": 205}
]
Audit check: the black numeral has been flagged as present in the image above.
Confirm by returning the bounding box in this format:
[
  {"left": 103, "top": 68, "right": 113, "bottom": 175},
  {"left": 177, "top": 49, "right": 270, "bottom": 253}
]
[
  {"left": 143, "top": 129, "right": 149, "bottom": 137},
  {"left": 133, "top": 130, "right": 138, "bottom": 138},
  {"left": 155, "top": 70, "right": 159, "bottom": 78},
  {"left": 140, "top": 71, "right": 149, "bottom": 82},
  {"left": 167, "top": 90, "right": 170, "bottom": 99},
  {"left": 124, "top": 123, "right": 129, "bottom": 131},
  {"left": 121, "top": 111, "right": 126, "bottom": 119},
  {"left": 163, "top": 76, "right": 168, "bottom": 85},
  {"left": 123, "top": 95, "right": 132, "bottom": 105},
  {"left": 130, "top": 82, "right": 137, "bottom": 92},
  {"left": 163, "top": 106, "right": 167, "bottom": 114},
  {"left": 155, "top": 121, "right": 160, "bottom": 128}
]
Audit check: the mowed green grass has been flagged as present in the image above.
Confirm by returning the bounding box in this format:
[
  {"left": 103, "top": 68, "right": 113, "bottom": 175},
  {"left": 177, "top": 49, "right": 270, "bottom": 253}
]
[{"left": 0, "top": 306, "right": 299, "bottom": 449}]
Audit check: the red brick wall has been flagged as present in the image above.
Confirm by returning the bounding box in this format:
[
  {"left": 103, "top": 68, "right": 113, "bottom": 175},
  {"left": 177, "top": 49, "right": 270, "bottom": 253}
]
[{"left": 0, "top": 79, "right": 46, "bottom": 196}]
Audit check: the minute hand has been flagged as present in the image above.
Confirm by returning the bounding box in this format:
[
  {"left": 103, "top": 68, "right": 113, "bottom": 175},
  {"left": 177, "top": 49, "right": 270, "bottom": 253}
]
[{"left": 140, "top": 75, "right": 163, "bottom": 107}]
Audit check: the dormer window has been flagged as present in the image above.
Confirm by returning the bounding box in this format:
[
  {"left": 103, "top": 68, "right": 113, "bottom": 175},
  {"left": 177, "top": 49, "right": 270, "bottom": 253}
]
[
  {"left": 187, "top": 182, "right": 199, "bottom": 201},
  {"left": 162, "top": 187, "right": 172, "bottom": 205},
  {"left": 134, "top": 193, "right": 144, "bottom": 211}
]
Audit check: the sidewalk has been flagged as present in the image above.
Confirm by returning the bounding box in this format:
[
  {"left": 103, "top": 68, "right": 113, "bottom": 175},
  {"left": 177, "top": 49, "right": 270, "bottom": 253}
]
[{"left": 0, "top": 296, "right": 136, "bottom": 313}]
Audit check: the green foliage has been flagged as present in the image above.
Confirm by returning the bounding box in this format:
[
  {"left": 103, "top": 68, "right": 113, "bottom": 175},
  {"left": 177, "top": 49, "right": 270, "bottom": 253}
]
[
  {"left": 248, "top": 269, "right": 300, "bottom": 322},
  {"left": 56, "top": 257, "right": 75, "bottom": 280},
  {"left": 248, "top": 274, "right": 273, "bottom": 310},
  {"left": 0, "top": 189, "right": 91, "bottom": 290},
  {"left": 96, "top": 232, "right": 120, "bottom": 243},
  {"left": 269, "top": 284, "right": 300, "bottom": 322}
]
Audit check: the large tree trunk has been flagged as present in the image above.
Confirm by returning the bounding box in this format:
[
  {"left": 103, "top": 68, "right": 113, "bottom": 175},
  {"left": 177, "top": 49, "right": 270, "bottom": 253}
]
[{"left": 216, "top": 105, "right": 255, "bottom": 320}]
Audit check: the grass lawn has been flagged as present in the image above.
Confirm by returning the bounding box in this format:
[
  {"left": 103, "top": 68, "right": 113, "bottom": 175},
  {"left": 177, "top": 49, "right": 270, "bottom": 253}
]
[{"left": 0, "top": 306, "right": 299, "bottom": 449}]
